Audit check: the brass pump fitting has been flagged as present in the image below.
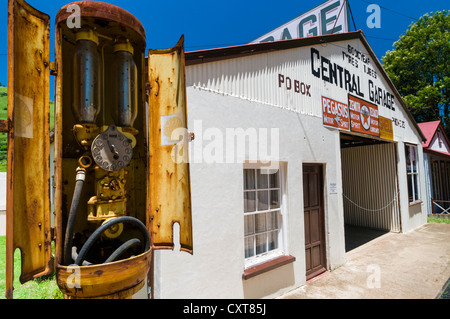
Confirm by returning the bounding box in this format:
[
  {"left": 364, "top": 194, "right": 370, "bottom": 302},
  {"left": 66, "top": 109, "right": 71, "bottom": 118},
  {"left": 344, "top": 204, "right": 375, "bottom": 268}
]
[
  {"left": 113, "top": 39, "right": 134, "bottom": 55},
  {"left": 75, "top": 167, "right": 86, "bottom": 182},
  {"left": 75, "top": 28, "right": 99, "bottom": 45}
]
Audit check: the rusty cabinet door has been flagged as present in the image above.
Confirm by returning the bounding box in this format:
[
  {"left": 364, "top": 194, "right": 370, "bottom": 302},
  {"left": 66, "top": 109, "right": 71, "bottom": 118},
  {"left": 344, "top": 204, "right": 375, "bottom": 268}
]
[
  {"left": 6, "top": 0, "right": 52, "bottom": 298},
  {"left": 148, "top": 36, "right": 193, "bottom": 253}
]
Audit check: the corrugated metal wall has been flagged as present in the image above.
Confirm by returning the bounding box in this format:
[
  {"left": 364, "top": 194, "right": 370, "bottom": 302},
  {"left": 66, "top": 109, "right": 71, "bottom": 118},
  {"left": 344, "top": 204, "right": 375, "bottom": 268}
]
[
  {"left": 341, "top": 142, "right": 401, "bottom": 232},
  {"left": 186, "top": 49, "right": 326, "bottom": 118}
]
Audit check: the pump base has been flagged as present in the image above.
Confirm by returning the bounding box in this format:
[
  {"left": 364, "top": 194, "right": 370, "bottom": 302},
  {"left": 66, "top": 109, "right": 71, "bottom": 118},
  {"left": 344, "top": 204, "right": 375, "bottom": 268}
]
[{"left": 55, "top": 248, "right": 151, "bottom": 299}]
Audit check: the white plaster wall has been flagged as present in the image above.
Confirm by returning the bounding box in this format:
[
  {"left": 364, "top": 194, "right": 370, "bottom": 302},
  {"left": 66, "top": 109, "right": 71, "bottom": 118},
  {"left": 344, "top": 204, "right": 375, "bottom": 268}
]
[
  {"left": 396, "top": 141, "right": 428, "bottom": 233},
  {"left": 154, "top": 87, "right": 346, "bottom": 299}
]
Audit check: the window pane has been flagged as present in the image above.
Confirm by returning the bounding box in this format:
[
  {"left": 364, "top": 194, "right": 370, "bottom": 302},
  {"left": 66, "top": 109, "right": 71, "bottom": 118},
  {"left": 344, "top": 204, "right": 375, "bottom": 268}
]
[
  {"left": 407, "top": 174, "right": 413, "bottom": 202},
  {"left": 255, "top": 234, "right": 267, "bottom": 255},
  {"left": 411, "top": 146, "right": 417, "bottom": 173},
  {"left": 255, "top": 213, "right": 266, "bottom": 233},
  {"left": 405, "top": 145, "right": 411, "bottom": 171},
  {"left": 268, "top": 231, "right": 278, "bottom": 251},
  {"left": 270, "top": 189, "right": 280, "bottom": 209},
  {"left": 257, "top": 190, "right": 269, "bottom": 211},
  {"left": 245, "top": 237, "right": 254, "bottom": 258},
  {"left": 267, "top": 211, "right": 279, "bottom": 230},
  {"left": 268, "top": 169, "right": 280, "bottom": 188},
  {"left": 244, "top": 169, "right": 255, "bottom": 190},
  {"left": 414, "top": 174, "right": 420, "bottom": 200},
  {"left": 244, "top": 215, "right": 255, "bottom": 236},
  {"left": 256, "top": 169, "right": 268, "bottom": 189},
  {"left": 244, "top": 191, "right": 256, "bottom": 212}
]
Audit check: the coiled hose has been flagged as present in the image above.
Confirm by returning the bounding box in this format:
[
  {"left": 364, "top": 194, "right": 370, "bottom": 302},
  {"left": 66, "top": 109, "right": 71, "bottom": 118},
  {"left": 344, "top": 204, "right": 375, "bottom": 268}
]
[
  {"left": 64, "top": 168, "right": 150, "bottom": 266},
  {"left": 74, "top": 216, "right": 150, "bottom": 266}
]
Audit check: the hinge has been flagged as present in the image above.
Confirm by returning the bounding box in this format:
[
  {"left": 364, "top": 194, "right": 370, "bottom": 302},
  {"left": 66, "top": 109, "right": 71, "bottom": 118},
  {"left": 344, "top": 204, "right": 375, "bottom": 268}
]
[{"left": 49, "top": 62, "right": 57, "bottom": 76}]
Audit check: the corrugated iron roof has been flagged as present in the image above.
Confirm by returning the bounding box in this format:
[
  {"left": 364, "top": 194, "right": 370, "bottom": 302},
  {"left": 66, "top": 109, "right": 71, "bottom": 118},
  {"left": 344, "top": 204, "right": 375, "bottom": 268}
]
[
  {"left": 417, "top": 120, "right": 442, "bottom": 148},
  {"left": 185, "top": 31, "right": 426, "bottom": 142},
  {"left": 186, "top": 31, "right": 362, "bottom": 66},
  {"left": 417, "top": 120, "right": 450, "bottom": 158}
]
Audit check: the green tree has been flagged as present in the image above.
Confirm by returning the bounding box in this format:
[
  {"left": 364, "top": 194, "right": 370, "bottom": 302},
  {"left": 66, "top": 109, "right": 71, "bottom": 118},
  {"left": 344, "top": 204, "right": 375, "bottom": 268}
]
[{"left": 382, "top": 11, "right": 450, "bottom": 136}]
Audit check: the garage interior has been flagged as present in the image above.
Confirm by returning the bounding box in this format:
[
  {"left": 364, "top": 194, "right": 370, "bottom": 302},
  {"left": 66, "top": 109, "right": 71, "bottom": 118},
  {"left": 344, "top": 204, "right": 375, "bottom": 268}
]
[{"left": 340, "top": 133, "right": 401, "bottom": 252}]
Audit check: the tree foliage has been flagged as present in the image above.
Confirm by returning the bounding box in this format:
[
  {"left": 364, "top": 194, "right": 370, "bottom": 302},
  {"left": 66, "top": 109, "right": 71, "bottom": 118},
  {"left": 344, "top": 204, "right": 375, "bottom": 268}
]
[{"left": 382, "top": 11, "right": 450, "bottom": 136}]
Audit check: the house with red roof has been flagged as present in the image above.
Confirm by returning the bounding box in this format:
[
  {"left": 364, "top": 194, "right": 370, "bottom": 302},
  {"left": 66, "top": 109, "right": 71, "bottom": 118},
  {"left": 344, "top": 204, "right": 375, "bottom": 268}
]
[{"left": 418, "top": 120, "right": 450, "bottom": 214}]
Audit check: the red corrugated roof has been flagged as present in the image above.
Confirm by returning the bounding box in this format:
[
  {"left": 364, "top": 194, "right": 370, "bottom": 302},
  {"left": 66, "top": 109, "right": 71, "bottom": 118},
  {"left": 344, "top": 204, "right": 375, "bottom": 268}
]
[{"left": 418, "top": 120, "right": 441, "bottom": 148}]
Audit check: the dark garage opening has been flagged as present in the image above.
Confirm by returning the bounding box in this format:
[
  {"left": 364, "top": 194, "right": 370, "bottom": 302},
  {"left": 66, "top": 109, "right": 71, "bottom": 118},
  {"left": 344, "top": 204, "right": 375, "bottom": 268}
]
[
  {"left": 340, "top": 133, "right": 401, "bottom": 252},
  {"left": 344, "top": 225, "right": 389, "bottom": 252}
]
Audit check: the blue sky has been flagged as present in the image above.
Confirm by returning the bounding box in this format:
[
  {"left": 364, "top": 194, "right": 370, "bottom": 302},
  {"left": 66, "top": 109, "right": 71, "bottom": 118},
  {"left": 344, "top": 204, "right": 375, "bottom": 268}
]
[{"left": 0, "top": 0, "right": 448, "bottom": 88}]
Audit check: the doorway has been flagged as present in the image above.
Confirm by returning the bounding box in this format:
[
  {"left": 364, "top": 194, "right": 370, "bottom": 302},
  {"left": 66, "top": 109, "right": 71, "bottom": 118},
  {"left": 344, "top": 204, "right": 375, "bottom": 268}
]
[
  {"left": 303, "top": 164, "right": 327, "bottom": 280},
  {"left": 340, "top": 133, "right": 401, "bottom": 252}
]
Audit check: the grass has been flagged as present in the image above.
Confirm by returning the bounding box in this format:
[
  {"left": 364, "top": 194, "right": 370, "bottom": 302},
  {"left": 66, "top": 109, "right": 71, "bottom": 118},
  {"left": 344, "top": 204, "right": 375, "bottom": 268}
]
[
  {"left": 0, "top": 236, "right": 63, "bottom": 299},
  {"left": 428, "top": 216, "right": 450, "bottom": 224}
]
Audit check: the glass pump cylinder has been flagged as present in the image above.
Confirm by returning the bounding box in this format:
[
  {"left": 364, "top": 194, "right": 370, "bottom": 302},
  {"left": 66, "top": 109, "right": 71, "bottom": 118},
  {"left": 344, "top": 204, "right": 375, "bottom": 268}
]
[
  {"left": 112, "top": 41, "right": 138, "bottom": 127},
  {"left": 72, "top": 30, "right": 101, "bottom": 124}
]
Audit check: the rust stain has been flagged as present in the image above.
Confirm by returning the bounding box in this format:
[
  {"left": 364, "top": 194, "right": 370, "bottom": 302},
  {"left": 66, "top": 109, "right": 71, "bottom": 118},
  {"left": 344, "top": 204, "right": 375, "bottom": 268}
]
[
  {"left": 55, "top": 1, "right": 146, "bottom": 42},
  {"left": 94, "top": 270, "right": 104, "bottom": 276},
  {"left": 6, "top": 0, "right": 52, "bottom": 295},
  {"left": 148, "top": 35, "right": 193, "bottom": 254}
]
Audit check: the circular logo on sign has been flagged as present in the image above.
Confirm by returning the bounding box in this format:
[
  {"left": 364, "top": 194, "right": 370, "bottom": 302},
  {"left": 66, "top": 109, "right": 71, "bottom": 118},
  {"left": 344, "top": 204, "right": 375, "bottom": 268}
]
[{"left": 360, "top": 105, "right": 371, "bottom": 130}]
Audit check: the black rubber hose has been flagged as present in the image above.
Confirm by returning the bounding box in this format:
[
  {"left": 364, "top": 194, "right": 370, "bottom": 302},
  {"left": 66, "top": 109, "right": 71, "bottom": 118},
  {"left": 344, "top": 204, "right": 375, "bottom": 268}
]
[
  {"left": 75, "top": 216, "right": 150, "bottom": 266},
  {"left": 63, "top": 168, "right": 86, "bottom": 265},
  {"left": 71, "top": 246, "right": 92, "bottom": 266},
  {"left": 104, "top": 238, "right": 142, "bottom": 263}
]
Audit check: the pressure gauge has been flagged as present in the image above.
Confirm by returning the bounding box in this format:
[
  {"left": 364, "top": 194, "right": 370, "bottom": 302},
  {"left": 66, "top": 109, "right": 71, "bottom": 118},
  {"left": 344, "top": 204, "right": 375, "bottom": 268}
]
[{"left": 92, "top": 125, "right": 133, "bottom": 171}]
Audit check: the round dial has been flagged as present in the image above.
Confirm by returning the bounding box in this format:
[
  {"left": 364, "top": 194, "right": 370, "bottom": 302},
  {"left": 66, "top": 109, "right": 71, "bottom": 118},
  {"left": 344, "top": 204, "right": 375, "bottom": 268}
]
[{"left": 91, "top": 125, "right": 133, "bottom": 171}]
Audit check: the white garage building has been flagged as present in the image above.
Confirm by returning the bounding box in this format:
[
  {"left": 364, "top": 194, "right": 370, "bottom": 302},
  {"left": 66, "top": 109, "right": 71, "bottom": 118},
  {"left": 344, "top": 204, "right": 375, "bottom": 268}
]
[{"left": 151, "top": 31, "right": 428, "bottom": 299}]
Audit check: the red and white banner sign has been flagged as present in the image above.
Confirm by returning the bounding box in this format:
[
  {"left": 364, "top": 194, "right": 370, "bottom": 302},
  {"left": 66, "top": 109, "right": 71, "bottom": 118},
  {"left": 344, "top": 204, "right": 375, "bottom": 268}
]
[
  {"left": 348, "top": 94, "right": 379, "bottom": 137},
  {"left": 322, "top": 96, "right": 349, "bottom": 131}
]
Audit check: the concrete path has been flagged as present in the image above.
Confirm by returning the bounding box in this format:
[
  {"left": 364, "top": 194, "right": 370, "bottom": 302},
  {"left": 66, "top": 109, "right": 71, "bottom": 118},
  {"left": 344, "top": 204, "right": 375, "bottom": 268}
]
[{"left": 279, "top": 223, "right": 450, "bottom": 299}]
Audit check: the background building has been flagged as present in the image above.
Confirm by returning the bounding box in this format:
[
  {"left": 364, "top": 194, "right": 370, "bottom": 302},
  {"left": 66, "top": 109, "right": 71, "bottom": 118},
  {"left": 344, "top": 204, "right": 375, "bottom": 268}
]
[{"left": 419, "top": 120, "right": 450, "bottom": 215}]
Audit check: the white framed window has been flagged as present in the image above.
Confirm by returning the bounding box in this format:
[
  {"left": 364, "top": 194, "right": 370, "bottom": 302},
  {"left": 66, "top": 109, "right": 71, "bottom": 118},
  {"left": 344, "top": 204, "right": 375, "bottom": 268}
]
[
  {"left": 243, "top": 165, "right": 285, "bottom": 268},
  {"left": 405, "top": 144, "right": 421, "bottom": 203}
]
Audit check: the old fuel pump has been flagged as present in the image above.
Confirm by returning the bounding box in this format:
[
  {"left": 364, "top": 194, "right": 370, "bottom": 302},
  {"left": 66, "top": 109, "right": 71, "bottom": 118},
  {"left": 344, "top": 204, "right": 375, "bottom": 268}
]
[{"left": 4, "top": 0, "right": 193, "bottom": 299}]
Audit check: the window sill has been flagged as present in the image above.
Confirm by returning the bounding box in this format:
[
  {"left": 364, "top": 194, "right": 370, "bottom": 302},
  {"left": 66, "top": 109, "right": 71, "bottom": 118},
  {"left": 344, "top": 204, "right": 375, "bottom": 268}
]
[
  {"left": 242, "top": 255, "right": 296, "bottom": 280},
  {"left": 409, "top": 200, "right": 423, "bottom": 207}
]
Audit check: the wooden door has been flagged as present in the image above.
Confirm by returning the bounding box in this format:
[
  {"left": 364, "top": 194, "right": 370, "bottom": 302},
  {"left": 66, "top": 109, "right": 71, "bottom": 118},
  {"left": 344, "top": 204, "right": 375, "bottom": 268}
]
[{"left": 303, "top": 164, "right": 327, "bottom": 280}]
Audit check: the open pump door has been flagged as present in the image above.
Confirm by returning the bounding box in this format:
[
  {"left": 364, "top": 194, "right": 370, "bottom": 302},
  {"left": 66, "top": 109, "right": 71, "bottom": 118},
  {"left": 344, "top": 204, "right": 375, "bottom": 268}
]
[
  {"left": 5, "top": 0, "right": 52, "bottom": 299},
  {"left": 148, "top": 36, "right": 193, "bottom": 253}
]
